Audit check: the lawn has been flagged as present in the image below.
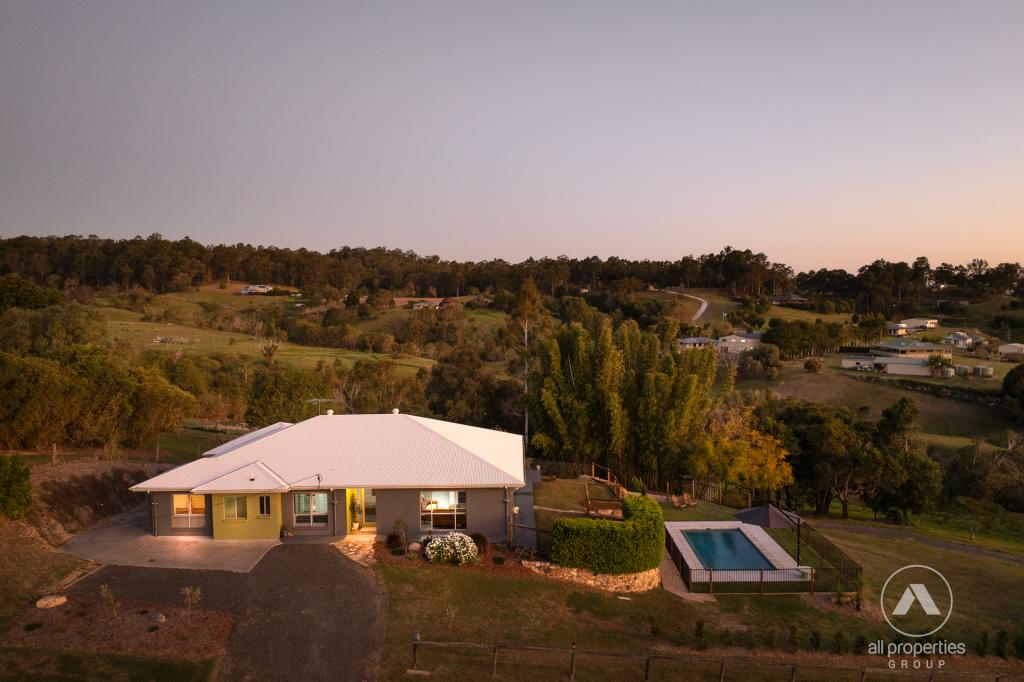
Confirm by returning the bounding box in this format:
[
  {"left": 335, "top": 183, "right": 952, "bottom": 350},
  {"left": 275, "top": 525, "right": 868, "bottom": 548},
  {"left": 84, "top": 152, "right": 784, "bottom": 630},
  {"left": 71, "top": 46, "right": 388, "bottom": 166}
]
[
  {"left": 0, "top": 520, "right": 88, "bottom": 631},
  {"left": 738, "top": 361, "right": 1016, "bottom": 448},
  {"left": 99, "top": 305, "right": 434, "bottom": 374},
  {"left": 532, "top": 477, "right": 616, "bottom": 512}
]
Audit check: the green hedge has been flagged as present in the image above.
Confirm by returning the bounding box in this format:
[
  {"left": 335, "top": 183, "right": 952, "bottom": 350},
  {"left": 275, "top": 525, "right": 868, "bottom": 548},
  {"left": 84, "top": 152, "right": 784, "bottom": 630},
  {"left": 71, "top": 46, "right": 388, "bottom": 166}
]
[{"left": 549, "top": 495, "right": 663, "bottom": 574}]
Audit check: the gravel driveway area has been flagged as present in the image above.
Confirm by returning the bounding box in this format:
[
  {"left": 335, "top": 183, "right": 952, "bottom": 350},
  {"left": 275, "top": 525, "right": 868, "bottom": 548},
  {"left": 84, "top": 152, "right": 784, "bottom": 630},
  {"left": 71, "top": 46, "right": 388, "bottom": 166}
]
[{"left": 72, "top": 544, "right": 385, "bottom": 681}]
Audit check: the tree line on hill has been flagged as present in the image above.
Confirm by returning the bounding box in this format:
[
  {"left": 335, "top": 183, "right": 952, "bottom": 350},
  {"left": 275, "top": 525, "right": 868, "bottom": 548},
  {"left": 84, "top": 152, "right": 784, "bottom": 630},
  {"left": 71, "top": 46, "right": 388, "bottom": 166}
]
[{"left": 4, "top": 234, "right": 1023, "bottom": 315}]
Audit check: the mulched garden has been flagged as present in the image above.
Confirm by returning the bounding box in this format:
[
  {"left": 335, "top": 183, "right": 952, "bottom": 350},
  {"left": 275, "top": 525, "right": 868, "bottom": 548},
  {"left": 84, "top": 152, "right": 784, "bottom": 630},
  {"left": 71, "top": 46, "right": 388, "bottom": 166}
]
[{"left": 3, "top": 593, "right": 232, "bottom": 661}]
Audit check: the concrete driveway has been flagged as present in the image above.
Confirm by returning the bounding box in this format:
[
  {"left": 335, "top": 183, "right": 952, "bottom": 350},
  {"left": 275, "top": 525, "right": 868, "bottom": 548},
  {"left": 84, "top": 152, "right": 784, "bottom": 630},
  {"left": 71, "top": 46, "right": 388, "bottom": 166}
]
[{"left": 64, "top": 506, "right": 278, "bottom": 572}]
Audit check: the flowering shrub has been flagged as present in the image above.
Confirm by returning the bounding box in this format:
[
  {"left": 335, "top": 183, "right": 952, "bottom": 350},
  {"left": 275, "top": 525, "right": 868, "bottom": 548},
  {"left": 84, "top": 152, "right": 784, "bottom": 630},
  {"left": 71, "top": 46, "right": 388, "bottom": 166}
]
[{"left": 425, "top": 532, "right": 479, "bottom": 565}]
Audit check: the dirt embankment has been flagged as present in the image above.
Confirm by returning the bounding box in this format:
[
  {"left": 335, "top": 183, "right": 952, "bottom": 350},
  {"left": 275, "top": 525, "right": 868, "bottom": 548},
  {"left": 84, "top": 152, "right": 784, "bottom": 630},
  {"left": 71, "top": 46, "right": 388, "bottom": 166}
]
[{"left": 27, "top": 460, "right": 170, "bottom": 546}]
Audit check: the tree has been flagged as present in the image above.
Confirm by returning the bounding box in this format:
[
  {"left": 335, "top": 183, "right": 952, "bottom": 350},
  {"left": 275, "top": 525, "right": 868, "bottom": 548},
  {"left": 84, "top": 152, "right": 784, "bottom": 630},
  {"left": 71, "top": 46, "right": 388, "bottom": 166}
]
[
  {"left": 246, "top": 369, "right": 325, "bottom": 427},
  {"left": 0, "top": 456, "right": 32, "bottom": 520},
  {"left": 123, "top": 367, "right": 196, "bottom": 448},
  {"left": 738, "top": 343, "right": 782, "bottom": 379},
  {"left": 426, "top": 347, "right": 497, "bottom": 427},
  {"left": 1003, "top": 364, "right": 1024, "bottom": 424},
  {"left": 511, "top": 279, "right": 543, "bottom": 451}
]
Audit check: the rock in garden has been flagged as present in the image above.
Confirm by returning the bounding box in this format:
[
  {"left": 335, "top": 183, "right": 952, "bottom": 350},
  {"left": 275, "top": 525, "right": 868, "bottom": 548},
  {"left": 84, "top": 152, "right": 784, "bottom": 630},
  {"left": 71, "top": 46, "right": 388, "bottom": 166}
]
[
  {"left": 35, "top": 595, "right": 67, "bottom": 609},
  {"left": 152, "top": 613, "right": 167, "bottom": 623},
  {"left": 408, "top": 542, "right": 422, "bottom": 552}
]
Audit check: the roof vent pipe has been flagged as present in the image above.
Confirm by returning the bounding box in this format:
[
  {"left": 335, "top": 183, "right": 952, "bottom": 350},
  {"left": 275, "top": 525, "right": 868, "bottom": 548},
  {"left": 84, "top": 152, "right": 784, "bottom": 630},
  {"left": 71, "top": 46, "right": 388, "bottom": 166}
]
[
  {"left": 325, "top": 409, "right": 334, "bottom": 416},
  {"left": 392, "top": 408, "right": 400, "bottom": 415}
]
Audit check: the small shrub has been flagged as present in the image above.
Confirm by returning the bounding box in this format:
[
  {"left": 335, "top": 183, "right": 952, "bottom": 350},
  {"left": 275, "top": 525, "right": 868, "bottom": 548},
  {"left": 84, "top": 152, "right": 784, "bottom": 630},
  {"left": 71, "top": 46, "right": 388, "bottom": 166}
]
[
  {"left": 995, "top": 629, "right": 1010, "bottom": 658},
  {"left": 804, "top": 358, "right": 822, "bottom": 373},
  {"left": 469, "top": 532, "right": 489, "bottom": 556},
  {"left": 977, "top": 631, "right": 990, "bottom": 657},
  {"left": 720, "top": 628, "right": 733, "bottom": 647},
  {"left": 386, "top": 519, "right": 408, "bottom": 550},
  {"left": 1014, "top": 630, "right": 1024, "bottom": 659},
  {"left": 764, "top": 627, "right": 778, "bottom": 650},
  {"left": 390, "top": 547, "right": 406, "bottom": 556},
  {"left": 854, "top": 633, "right": 869, "bottom": 655},
  {"left": 787, "top": 624, "right": 800, "bottom": 651},
  {"left": 23, "top": 622, "right": 42, "bottom": 632},
  {"left": 425, "top": 532, "right": 478, "bottom": 565},
  {"left": 491, "top": 556, "right": 505, "bottom": 566},
  {"left": 694, "top": 619, "right": 707, "bottom": 648},
  {"left": 833, "top": 627, "right": 848, "bottom": 654},
  {"left": 181, "top": 586, "right": 201, "bottom": 625},
  {"left": 148, "top": 625, "right": 160, "bottom": 633},
  {"left": 809, "top": 629, "right": 822, "bottom": 651},
  {"left": 99, "top": 585, "right": 120, "bottom": 618}
]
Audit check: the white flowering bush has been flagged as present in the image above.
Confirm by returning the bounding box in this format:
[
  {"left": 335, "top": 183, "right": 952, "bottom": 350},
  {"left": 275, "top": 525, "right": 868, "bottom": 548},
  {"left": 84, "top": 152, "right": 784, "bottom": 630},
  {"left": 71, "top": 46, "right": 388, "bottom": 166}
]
[{"left": 425, "top": 532, "right": 479, "bottom": 565}]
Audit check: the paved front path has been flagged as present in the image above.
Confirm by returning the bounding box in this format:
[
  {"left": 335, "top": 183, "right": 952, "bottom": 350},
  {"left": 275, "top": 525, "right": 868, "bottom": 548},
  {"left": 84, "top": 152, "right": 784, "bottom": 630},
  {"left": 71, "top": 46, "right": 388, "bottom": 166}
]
[
  {"left": 72, "top": 544, "right": 386, "bottom": 681},
  {"left": 63, "top": 506, "right": 278, "bottom": 572}
]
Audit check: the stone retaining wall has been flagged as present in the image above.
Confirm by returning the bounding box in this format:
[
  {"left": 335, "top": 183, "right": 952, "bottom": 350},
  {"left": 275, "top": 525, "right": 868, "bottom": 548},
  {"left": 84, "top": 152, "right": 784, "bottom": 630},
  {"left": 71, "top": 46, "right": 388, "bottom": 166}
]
[{"left": 521, "top": 560, "right": 660, "bottom": 592}]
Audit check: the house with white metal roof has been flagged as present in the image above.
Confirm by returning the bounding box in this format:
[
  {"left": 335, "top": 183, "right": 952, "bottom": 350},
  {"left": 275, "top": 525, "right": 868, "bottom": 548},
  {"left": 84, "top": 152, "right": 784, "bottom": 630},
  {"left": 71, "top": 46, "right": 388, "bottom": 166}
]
[{"left": 131, "top": 412, "right": 525, "bottom": 542}]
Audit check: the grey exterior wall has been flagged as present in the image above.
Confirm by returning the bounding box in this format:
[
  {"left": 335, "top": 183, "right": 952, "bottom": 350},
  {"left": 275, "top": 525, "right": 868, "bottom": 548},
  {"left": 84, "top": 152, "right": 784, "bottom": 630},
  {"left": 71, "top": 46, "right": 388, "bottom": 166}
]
[
  {"left": 375, "top": 487, "right": 511, "bottom": 542},
  {"left": 281, "top": 489, "right": 346, "bottom": 537},
  {"left": 150, "top": 492, "right": 212, "bottom": 537}
]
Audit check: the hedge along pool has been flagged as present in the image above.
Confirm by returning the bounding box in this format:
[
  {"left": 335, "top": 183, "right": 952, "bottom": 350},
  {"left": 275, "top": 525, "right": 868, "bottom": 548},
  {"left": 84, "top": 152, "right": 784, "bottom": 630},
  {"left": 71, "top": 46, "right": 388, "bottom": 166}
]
[{"left": 682, "top": 529, "right": 773, "bottom": 570}]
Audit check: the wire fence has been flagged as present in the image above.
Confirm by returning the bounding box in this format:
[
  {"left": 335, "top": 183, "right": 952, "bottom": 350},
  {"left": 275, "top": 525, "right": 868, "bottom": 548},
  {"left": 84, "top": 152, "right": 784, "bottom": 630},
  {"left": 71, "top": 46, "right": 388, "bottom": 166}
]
[{"left": 408, "top": 638, "right": 1022, "bottom": 681}]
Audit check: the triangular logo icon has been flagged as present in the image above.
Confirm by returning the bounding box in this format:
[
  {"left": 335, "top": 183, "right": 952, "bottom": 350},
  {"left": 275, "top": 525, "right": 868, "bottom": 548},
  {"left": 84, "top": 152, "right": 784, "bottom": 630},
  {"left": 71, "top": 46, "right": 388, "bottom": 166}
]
[{"left": 891, "top": 583, "right": 941, "bottom": 616}]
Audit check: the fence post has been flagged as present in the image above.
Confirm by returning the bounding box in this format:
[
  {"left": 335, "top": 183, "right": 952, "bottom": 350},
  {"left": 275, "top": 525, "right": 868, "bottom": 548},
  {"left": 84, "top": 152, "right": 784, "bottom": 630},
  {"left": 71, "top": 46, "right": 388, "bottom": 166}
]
[
  {"left": 709, "top": 570, "right": 714, "bottom": 595},
  {"left": 569, "top": 641, "right": 577, "bottom": 680},
  {"left": 790, "top": 664, "right": 797, "bottom": 682},
  {"left": 492, "top": 644, "right": 499, "bottom": 677},
  {"left": 718, "top": 659, "right": 726, "bottom": 682},
  {"left": 859, "top": 668, "right": 866, "bottom": 682},
  {"left": 644, "top": 656, "right": 652, "bottom": 681},
  {"left": 760, "top": 569, "right": 764, "bottom": 594},
  {"left": 810, "top": 569, "right": 815, "bottom": 595},
  {"left": 411, "top": 633, "right": 420, "bottom": 670}
]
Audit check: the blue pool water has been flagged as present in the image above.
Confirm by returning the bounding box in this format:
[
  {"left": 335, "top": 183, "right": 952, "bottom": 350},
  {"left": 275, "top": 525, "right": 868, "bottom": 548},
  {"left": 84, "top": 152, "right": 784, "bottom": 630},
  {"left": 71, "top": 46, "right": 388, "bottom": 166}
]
[{"left": 682, "top": 530, "right": 773, "bottom": 570}]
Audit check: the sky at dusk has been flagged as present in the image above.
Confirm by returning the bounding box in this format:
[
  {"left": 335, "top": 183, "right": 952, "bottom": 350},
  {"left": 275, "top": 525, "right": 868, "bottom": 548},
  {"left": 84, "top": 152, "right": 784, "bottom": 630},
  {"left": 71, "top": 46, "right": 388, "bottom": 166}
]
[{"left": 1, "top": 1, "right": 1022, "bottom": 271}]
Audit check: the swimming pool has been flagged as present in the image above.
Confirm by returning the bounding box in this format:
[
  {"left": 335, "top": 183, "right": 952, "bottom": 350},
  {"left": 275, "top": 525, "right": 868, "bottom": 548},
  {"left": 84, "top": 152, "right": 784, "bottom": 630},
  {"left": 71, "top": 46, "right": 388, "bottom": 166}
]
[{"left": 682, "top": 529, "right": 773, "bottom": 570}]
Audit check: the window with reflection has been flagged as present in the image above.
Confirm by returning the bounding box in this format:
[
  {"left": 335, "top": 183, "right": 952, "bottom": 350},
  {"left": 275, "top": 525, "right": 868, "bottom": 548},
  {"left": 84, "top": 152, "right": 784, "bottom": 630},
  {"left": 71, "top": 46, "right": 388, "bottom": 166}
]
[{"left": 419, "top": 491, "right": 467, "bottom": 530}]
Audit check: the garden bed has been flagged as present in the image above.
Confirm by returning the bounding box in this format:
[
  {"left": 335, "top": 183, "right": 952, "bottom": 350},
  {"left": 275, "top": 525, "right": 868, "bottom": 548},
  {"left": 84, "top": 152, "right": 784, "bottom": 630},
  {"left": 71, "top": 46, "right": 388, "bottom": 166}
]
[{"left": 3, "top": 593, "right": 232, "bottom": 662}]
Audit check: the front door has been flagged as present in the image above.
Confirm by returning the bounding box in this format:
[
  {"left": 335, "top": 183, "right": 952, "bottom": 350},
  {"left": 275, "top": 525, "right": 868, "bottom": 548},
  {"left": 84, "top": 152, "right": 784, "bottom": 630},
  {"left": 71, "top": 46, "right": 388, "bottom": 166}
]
[{"left": 363, "top": 489, "right": 376, "bottom": 528}]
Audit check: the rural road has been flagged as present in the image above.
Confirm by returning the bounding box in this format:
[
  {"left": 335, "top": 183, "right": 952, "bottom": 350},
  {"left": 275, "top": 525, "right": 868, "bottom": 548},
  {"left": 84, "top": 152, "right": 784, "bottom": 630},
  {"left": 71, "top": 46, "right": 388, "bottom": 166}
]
[{"left": 664, "top": 290, "right": 709, "bottom": 323}]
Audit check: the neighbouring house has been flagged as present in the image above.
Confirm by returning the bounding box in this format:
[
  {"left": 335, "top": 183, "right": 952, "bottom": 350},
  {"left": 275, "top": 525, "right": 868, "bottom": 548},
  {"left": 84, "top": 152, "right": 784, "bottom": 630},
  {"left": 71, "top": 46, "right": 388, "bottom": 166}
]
[
  {"left": 241, "top": 284, "right": 273, "bottom": 295},
  {"left": 717, "top": 332, "right": 762, "bottom": 354},
  {"left": 886, "top": 322, "right": 908, "bottom": 337},
  {"left": 130, "top": 412, "right": 525, "bottom": 542},
  {"left": 768, "top": 294, "right": 809, "bottom": 306},
  {"left": 412, "top": 300, "right": 442, "bottom": 310},
  {"left": 439, "top": 298, "right": 464, "bottom": 311},
  {"left": 942, "top": 332, "right": 975, "bottom": 349},
  {"left": 871, "top": 339, "right": 951, "bottom": 359},
  {"left": 901, "top": 318, "right": 939, "bottom": 331},
  {"left": 677, "top": 336, "right": 714, "bottom": 350},
  {"left": 842, "top": 355, "right": 936, "bottom": 377},
  {"left": 999, "top": 342, "right": 1024, "bottom": 356}
]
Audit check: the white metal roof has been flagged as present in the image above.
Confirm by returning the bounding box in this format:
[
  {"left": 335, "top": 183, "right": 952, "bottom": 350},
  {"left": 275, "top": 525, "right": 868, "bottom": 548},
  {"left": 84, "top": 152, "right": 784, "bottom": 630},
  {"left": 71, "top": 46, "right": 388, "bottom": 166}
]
[
  {"left": 202, "top": 422, "right": 293, "bottom": 456},
  {"left": 132, "top": 413, "right": 525, "bottom": 493}
]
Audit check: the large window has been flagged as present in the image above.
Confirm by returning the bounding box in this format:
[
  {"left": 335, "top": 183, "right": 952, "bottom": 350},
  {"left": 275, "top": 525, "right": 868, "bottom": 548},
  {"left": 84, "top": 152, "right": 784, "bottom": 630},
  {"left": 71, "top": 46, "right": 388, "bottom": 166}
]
[
  {"left": 258, "top": 495, "right": 271, "bottom": 517},
  {"left": 294, "top": 492, "right": 329, "bottom": 526},
  {"left": 171, "top": 494, "right": 206, "bottom": 528},
  {"left": 420, "top": 491, "right": 467, "bottom": 530},
  {"left": 224, "top": 495, "right": 248, "bottom": 520}
]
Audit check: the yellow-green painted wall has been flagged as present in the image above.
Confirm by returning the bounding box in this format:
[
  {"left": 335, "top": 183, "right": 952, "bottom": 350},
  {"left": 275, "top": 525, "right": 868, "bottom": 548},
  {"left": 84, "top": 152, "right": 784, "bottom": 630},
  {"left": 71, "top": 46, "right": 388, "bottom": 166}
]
[{"left": 211, "top": 493, "right": 281, "bottom": 540}]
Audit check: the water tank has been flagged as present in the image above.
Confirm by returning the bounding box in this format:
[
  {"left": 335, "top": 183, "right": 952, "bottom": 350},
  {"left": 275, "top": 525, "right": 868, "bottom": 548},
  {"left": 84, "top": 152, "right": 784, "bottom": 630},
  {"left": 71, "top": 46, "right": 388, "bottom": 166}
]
[
  {"left": 939, "top": 367, "right": 955, "bottom": 378},
  {"left": 955, "top": 365, "right": 969, "bottom": 376},
  {"left": 978, "top": 365, "right": 994, "bottom": 378}
]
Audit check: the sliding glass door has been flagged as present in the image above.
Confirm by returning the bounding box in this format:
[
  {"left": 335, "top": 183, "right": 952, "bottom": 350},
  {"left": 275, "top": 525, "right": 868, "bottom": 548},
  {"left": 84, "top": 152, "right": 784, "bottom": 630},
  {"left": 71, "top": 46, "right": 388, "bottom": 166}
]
[{"left": 293, "top": 492, "right": 329, "bottom": 526}]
